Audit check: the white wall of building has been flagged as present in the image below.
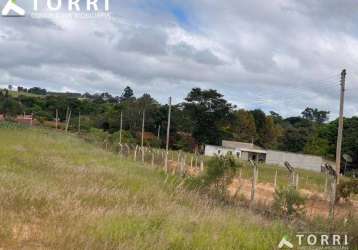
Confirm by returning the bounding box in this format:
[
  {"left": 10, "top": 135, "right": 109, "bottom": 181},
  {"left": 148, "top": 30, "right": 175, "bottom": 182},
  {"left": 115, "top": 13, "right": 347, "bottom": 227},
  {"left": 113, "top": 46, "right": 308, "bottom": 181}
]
[
  {"left": 266, "top": 150, "right": 323, "bottom": 172},
  {"left": 204, "top": 145, "right": 240, "bottom": 157},
  {"left": 205, "top": 144, "right": 324, "bottom": 172}
]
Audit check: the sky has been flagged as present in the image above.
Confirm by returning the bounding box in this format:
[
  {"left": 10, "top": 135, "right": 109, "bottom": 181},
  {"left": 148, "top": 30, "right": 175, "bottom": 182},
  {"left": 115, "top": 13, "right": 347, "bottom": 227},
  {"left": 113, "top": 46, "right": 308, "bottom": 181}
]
[{"left": 0, "top": 0, "right": 358, "bottom": 119}]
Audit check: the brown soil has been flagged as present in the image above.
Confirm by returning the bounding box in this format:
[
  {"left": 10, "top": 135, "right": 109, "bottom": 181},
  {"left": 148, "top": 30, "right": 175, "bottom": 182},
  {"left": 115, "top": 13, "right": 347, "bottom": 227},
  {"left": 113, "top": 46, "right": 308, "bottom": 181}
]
[
  {"left": 168, "top": 160, "right": 358, "bottom": 219},
  {"left": 229, "top": 177, "right": 358, "bottom": 219}
]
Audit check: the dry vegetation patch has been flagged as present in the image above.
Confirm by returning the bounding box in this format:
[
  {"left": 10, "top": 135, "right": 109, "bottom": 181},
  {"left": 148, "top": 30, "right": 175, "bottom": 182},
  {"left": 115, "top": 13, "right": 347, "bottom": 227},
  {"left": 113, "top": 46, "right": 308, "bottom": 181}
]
[{"left": 0, "top": 127, "right": 291, "bottom": 249}]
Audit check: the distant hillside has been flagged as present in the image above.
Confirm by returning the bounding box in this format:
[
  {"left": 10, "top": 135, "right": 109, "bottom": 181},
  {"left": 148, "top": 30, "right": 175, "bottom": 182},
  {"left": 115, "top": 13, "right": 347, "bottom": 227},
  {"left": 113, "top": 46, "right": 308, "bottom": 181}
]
[
  {"left": 9, "top": 90, "right": 82, "bottom": 99},
  {"left": 1, "top": 85, "right": 358, "bottom": 173}
]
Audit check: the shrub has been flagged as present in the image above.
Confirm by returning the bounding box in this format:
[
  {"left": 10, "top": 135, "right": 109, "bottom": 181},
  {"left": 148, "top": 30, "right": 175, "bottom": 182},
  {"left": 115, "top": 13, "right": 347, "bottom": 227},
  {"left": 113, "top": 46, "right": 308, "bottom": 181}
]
[
  {"left": 272, "top": 186, "right": 306, "bottom": 218},
  {"left": 188, "top": 155, "right": 241, "bottom": 199},
  {"left": 111, "top": 130, "right": 137, "bottom": 145},
  {"left": 336, "top": 179, "right": 358, "bottom": 202},
  {"left": 87, "top": 128, "right": 110, "bottom": 144}
]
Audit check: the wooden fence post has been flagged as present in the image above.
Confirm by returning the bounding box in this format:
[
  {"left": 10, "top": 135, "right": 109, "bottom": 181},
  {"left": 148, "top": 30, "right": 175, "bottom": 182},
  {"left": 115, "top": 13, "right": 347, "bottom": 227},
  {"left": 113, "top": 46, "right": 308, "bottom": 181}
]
[
  {"left": 151, "top": 151, "right": 155, "bottom": 167},
  {"left": 134, "top": 145, "right": 138, "bottom": 161},
  {"left": 329, "top": 174, "right": 337, "bottom": 222},
  {"left": 125, "top": 144, "right": 130, "bottom": 158},
  {"left": 180, "top": 156, "right": 185, "bottom": 176},
  {"left": 323, "top": 164, "right": 337, "bottom": 223},
  {"left": 55, "top": 109, "right": 58, "bottom": 130},
  {"left": 119, "top": 143, "right": 123, "bottom": 157},
  {"left": 324, "top": 171, "right": 328, "bottom": 196},
  {"left": 274, "top": 170, "right": 278, "bottom": 189},
  {"left": 249, "top": 160, "right": 258, "bottom": 208},
  {"left": 284, "top": 161, "right": 296, "bottom": 188}
]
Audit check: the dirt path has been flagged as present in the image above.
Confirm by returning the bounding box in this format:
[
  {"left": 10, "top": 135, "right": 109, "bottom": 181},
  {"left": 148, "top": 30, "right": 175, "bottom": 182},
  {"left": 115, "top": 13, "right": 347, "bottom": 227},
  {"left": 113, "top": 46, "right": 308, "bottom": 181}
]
[
  {"left": 229, "top": 177, "right": 358, "bottom": 218},
  {"left": 168, "top": 160, "right": 358, "bottom": 219}
]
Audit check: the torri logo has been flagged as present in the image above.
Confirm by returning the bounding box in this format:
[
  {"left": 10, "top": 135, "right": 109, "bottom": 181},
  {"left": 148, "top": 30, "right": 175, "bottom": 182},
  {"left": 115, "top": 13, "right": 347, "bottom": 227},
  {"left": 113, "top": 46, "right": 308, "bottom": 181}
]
[
  {"left": 278, "top": 233, "right": 349, "bottom": 249},
  {"left": 2, "top": 0, "right": 25, "bottom": 17},
  {"left": 2, "top": 0, "right": 110, "bottom": 17},
  {"left": 278, "top": 235, "right": 294, "bottom": 249}
]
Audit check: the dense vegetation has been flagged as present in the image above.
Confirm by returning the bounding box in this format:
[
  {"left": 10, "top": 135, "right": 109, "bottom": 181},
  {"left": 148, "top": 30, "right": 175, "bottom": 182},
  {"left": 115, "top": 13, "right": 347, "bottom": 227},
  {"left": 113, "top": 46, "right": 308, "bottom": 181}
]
[{"left": 1, "top": 85, "right": 357, "bottom": 173}]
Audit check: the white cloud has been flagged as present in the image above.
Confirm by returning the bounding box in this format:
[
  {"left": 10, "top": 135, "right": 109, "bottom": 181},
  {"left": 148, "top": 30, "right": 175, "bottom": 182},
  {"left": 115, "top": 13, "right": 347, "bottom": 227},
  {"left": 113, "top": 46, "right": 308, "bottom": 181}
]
[{"left": 0, "top": 0, "right": 357, "bottom": 118}]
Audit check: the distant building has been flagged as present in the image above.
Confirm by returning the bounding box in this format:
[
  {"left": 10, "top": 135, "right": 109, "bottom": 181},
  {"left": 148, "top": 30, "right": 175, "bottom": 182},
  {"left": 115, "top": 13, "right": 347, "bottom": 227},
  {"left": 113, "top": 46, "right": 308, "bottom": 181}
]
[
  {"left": 265, "top": 150, "right": 323, "bottom": 172},
  {"left": 16, "top": 114, "right": 33, "bottom": 126},
  {"left": 205, "top": 140, "right": 324, "bottom": 172},
  {"left": 136, "top": 132, "right": 156, "bottom": 141}
]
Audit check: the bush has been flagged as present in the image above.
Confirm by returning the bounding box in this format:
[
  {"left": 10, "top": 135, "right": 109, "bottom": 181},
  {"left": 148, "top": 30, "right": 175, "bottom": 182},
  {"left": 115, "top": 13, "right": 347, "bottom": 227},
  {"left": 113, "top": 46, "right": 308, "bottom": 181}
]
[
  {"left": 273, "top": 186, "right": 306, "bottom": 218},
  {"left": 187, "top": 155, "right": 241, "bottom": 199},
  {"left": 0, "top": 121, "right": 28, "bottom": 129},
  {"left": 87, "top": 128, "right": 110, "bottom": 144},
  {"left": 336, "top": 179, "right": 358, "bottom": 202},
  {"left": 111, "top": 130, "right": 137, "bottom": 145}
]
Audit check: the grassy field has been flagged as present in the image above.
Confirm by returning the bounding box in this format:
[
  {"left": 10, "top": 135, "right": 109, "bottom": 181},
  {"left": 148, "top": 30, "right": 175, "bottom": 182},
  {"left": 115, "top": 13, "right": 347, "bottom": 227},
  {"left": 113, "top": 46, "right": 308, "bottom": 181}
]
[
  {"left": 0, "top": 126, "right": 296, "bottom": 249},
  {"left": 8, "top": 90, "right": 44, "bottom": 98},
  {"left": 139, "top": 149, "right": 343, "bottom": 194},
  {"left": 239, "top": 162, "right": 328, "bottom": 192}
]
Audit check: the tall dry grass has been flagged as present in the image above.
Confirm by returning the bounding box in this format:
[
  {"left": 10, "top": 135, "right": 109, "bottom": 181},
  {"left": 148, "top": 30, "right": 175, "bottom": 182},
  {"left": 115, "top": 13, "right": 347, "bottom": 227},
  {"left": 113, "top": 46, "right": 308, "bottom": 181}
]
[{"left": 0, "top": 126, "right": 290, "bottom": 249}]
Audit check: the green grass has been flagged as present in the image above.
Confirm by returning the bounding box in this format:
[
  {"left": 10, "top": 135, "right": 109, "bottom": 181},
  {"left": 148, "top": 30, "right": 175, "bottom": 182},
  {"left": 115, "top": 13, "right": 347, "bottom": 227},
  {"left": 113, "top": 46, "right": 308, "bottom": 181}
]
[
  {"left": 238, "top": 162, "right": 328, "bottom": 192},
  {"left": 8, "top": 90, "right": 44, "bottom": 98},
  {"left": 0, "top": 126, "right": 294, "bottom": 249}
]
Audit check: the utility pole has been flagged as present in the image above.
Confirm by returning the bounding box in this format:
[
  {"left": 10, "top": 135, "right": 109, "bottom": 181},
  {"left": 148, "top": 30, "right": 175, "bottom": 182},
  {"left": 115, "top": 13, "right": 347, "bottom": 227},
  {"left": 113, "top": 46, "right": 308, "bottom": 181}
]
[
  {"left": 141, "top": 109, "right": 145, "bottom": 163},
  {"left": 336, "top": 69, "right": 346, "bottom": 184},
  {"left": 55, "top": 109, "right": 58, "bottom": 129},
  {"left": 65, "top": 107, "right": 68, "bottom": 131},
  {"left": 157, "top": 125, "right": 161, "bottom": 140},
  {"left": 78, "top": 112, "right": 81, "bottom": 134},
  {"left": 164, "top": 97, "right": 172, "bottom": 172},
  {"left": 65, "top": 108, "right": 71, "bottom": 133},
  {"left": 119, "top": 111, "right": 123, "bottom": 144}
]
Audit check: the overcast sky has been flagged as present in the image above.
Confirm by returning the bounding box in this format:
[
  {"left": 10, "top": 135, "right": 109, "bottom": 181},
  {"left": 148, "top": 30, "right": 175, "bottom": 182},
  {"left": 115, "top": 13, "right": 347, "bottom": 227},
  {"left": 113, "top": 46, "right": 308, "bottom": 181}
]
[{"left": 1, "top": 0, "right": 357, "bottom": 119}]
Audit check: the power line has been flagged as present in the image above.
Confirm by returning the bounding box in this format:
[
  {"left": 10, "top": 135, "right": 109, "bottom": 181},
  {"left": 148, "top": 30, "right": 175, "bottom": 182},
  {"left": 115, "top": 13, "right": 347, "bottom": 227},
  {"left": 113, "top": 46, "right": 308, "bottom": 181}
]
[{"left": 241, "top": 74, "right": 342, "bottom": 108}]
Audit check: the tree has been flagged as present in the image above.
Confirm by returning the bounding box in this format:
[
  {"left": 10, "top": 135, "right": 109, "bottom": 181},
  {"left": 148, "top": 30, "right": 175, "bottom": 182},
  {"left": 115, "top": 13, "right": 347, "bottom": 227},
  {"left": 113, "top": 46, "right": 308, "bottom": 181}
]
[
  {"left": 250, "top": 109, "right": 280, "bottom": 148},
  {"left": 120, "top": 86, "right": 134, "bottom": 102},
  {"left": 0, "top": 97, "right": 23, "bottom": 116},
  {"left": 319, "top": 117, "right": 358, "bottom": 169},
  {"left": 250, "top": 109, "right": 266, "bottom": 132},
  {"left": 302, "top": 107, "right": 330, "bottom": 124},
  {"left": 302, "top": 107, "right": 315, "bottom": 121},
  {"left": 314, "top": 110, "right": 330, "bottom": 124},
  {"left": 183, "top": 88, "right": 234, "bottom": 146},
  {"left": 260, "top": 116, "right": 280, "bottom": 148},
  {"left": 269, "top": 111, "right": 283, "bottom": 124},
  {"left": 304, "top": 135, "right": 330, "bottom": 156},
  {"left": 279, "top": 127, "right": 311, "bottom": 152},
  {"left": 231, "top": 109, "right": 257, "bottom": 142},
  {"left": 28, "top": 87, "right": 47, "bottom": 95}
]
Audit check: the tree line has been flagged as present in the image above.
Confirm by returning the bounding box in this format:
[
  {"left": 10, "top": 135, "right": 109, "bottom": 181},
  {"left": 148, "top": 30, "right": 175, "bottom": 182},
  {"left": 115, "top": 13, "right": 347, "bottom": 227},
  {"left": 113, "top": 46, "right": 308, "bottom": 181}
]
[{"left": 0, "top": 86, "right": 357, "bottom": 172}]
